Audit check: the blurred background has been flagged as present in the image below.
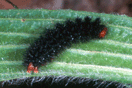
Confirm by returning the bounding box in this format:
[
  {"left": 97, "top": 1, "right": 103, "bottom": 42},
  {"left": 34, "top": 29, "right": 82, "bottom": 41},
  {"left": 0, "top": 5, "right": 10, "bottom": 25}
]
[{"left": 0, "top": 0, "right": 132, "bottom": 17}]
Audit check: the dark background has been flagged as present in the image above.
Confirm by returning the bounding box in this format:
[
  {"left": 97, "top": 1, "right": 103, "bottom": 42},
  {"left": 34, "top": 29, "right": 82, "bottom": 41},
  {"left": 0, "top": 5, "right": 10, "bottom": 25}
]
[{"left": 0, "top": 0, "right": 132, "bottom": 17}]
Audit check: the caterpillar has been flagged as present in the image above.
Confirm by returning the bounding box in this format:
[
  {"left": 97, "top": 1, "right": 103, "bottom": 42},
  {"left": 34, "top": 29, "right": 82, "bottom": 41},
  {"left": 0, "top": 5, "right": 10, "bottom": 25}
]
[{"left": 23, "top": 16, "right": 107, "bottom": 73}]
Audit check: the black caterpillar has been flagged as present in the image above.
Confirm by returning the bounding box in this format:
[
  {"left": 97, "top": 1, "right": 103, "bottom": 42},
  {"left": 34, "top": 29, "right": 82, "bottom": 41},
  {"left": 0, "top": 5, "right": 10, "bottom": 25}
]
[{"left": 23, "top": 16, "right": 107, "bottom": 73}]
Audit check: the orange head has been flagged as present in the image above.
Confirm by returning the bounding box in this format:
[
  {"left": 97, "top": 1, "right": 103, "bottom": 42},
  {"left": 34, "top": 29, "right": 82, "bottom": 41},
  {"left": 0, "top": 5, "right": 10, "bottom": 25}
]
[{"left": 99, "top": 27, "right": 107, "bottom": 38}]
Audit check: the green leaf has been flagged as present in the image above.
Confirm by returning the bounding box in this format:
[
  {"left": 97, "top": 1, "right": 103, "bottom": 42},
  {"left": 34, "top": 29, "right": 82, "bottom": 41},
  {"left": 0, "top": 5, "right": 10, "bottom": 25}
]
[{"left": 0, "top": 9, "right": 132, "bottom": 86}]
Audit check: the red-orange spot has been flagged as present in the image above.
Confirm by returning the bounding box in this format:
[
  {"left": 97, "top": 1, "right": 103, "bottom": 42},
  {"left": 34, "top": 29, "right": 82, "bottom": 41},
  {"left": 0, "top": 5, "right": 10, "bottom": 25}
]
[
  {"left": 27, "top": 62, "right": 34, "bottom": 73},
  {"left": 51, "top": 58, "right": 53, "bottom": 61},
  {"left": 99, "top": 27, "right": 107, "bottom": 38},
  {"left": 41, "top": 64, "right": 44, "bottom": 66},
  {"left": 34, "top": 67, "right": 38, "bottom": 73},
  {"left": 41, "top": 62, "right": 47, "bottom": 66},
  {"left": 21, "top": 19, "right": 26, "bottom": 22}
]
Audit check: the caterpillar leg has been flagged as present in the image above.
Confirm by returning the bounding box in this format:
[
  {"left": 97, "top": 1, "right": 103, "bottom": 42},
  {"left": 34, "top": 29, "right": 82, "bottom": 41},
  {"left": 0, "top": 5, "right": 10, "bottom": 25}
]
[
  {"left": 27, "top": 62, "right": 34, "bottom": 73},
  {"left": 27, "top": 62, "right": 38, "bottom": 73},
  {"left": 34, "top": 67, "right": 38, "bottom": 73}
]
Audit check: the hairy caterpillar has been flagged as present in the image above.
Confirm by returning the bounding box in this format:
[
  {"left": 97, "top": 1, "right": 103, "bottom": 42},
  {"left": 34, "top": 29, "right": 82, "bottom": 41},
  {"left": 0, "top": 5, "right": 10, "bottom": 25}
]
[{"left": 23, "top": 16, "right": 107, "bottom": 73}]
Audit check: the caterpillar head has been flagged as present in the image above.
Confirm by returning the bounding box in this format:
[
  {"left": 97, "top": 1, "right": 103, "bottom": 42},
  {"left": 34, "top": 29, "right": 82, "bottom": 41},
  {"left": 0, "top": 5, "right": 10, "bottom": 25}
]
[{"left": 99, "top": 27, "right": 107, "bottom": 38}]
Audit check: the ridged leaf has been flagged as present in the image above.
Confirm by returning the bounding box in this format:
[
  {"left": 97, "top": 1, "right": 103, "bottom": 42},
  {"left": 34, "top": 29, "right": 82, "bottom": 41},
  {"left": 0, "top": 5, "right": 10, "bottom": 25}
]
[{"left": 0, "top": 9, "right": 131, "bottom": 86}]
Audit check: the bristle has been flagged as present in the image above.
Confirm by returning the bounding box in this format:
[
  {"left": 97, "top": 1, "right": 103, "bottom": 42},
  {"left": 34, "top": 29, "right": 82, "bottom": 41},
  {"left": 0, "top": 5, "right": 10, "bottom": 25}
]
[
  {"left": 23, "top": 16, "right": 107, "bottom": 73},
  {"left": 1, "top": 76, "right": 128, "bottom": 88}
]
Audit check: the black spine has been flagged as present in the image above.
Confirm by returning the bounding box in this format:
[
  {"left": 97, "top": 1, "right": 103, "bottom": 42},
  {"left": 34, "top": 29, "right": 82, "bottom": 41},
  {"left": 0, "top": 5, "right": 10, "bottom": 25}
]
[{"left": 23, "top": 16, "right": 106, "bottom": 67}]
